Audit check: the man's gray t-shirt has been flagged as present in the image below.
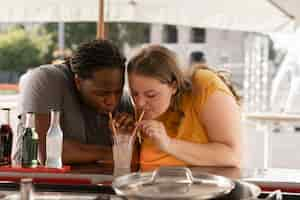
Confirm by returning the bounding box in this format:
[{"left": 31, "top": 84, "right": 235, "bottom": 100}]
[{"left": 13, "top": 64, "right": 132, "bottom": 163}]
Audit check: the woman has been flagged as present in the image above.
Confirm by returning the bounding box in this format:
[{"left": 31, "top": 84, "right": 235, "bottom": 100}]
[{"left": 127, "top": 45, "right": 242, "bottom": 171}]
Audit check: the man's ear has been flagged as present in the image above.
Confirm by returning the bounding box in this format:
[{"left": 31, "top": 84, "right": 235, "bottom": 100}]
[{"left": 74, "top": 74, "right": 81, "bottom": 91}]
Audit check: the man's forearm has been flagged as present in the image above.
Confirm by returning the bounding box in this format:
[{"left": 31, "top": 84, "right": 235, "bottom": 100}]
[{"left": 62, "top": 139, "right": 112, "bottom": 164}]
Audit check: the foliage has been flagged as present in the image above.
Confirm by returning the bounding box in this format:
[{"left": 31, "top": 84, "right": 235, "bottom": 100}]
[
  {"left": 0, "top": 22, "right": 150, "bottom": 73},
  {"left": 110, "top": 22, "right": 150, "bottom": 47},
  {"left": 0, "top": 26, "right": 54, "bottom": 72},
  {"left": 44, "top": 22, "right": 150, "bottom": 51},
  {"left": 44, "top": 22, "right": 97, "bottom": 51}
]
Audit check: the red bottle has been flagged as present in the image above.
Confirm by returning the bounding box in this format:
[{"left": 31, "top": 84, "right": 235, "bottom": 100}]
[{"left": 0, "top": 108, "right": 13, "bottom": 165}]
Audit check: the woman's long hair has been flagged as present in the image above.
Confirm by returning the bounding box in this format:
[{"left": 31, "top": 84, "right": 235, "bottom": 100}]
[
  {"left": 128, "top": 45, "right": 241, "bottom": 112},
  {"left": 189, "top": 63, "right": 241, "bottom": 104},
  {"left": 127, "top": 45, "right": 191, "bottom": 112}
]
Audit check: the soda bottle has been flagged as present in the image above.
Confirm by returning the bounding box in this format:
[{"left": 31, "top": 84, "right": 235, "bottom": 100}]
[
  {"left": 0, "top": 108, "right": 13, "bottom": 165},
  {"left": 21, "top": 112, "right": 39, "bottom": 168},
  {"left": 46, "top": 109, "right": 63, "bottom": 168}
]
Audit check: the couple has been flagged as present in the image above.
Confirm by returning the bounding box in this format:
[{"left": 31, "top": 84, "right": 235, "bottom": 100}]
[{"left": 15, "top": 39, "right": 241, "bottom": 170}]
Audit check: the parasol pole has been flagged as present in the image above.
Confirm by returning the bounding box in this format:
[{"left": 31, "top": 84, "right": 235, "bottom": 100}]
[{"left": 97, "top": 0, "right": 105, "bottom": 39}]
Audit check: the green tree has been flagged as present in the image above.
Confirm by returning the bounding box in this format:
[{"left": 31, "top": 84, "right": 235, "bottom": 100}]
[
  {"left": 0, "top": 26, "right": 53, "bottom": 72},
  {"left": 44, "top": 22, "right": 150, "bottom": 51},
  {"left": 44, "top": 22, "right": 97, "bottom": 51},
  {"left": 110, "top": 22, "right": 150, "bottom": 46}
]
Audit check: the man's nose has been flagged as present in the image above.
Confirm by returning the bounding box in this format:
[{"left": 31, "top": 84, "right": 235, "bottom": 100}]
[{"left": 104, "top": 93, "right": 118, "bottom": 107}]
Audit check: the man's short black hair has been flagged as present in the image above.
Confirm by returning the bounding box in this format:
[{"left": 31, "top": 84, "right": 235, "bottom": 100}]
[{"left": 69, "top": 39, "right": 126, "bottom": 79}]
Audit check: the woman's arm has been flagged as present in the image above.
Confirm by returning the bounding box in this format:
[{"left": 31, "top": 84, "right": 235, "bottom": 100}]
[{"left": 166, "top": 91, "right": 242, "bottom": 167}]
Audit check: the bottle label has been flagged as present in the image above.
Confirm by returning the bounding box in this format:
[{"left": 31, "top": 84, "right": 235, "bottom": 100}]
[{"left": 22, "top": 129, "right": 38, "bottom": 167}]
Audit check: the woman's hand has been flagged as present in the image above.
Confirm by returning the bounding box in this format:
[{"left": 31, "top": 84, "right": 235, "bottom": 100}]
[{"left": 139, "top": 120, "right": 171, "bottom": 152}]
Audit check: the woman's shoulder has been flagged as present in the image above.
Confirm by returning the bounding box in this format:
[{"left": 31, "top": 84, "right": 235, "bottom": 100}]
[
  {"left": 189, "top": 68, "right": 233, "bottom": 104},
  {"left": 192, "top": 68, "right": 221, "bottom": 89}
]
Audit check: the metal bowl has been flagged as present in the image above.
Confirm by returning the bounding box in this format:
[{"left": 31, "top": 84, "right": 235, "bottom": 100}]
[{"left": 112, "top": 167, "right": 240, "bottom": 200}]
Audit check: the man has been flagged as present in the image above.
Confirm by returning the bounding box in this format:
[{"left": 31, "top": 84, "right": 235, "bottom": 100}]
[{"left": 13, "top": 39, "right": 132, "bottom": 165}]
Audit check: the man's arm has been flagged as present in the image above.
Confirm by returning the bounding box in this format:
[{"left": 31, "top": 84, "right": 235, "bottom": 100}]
[
  {"left": 36, "top": 113, "right": 112, "bottom": 165},
  {"left": 62, "top": 140, "right": 112, "bottom": 164}
]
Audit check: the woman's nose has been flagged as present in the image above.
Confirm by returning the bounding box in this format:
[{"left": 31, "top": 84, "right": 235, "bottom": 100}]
[{"left": 134, "top": 96, "right": 147, "bottom": 108}]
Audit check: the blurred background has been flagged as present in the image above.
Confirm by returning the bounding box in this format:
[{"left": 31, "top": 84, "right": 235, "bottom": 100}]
[{"left": 1, "top": 0, "right": 300, "bottom": 170}]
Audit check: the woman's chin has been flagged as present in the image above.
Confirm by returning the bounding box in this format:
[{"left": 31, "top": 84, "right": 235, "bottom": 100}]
[
  {"left": 142, "top": 113, "right": 152, "bottom": 120},
  {"left": 143, "top": 115, "right": 151, "bottom": 120},
  {"left": 144, "top": 113, "right": 160, "bottom": 120}
]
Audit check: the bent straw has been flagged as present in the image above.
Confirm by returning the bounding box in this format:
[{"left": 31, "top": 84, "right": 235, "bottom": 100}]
[
  {"left": 109, "top": 112, "right": 118, "bottom": 144},
  {"left": 133, "top": 110, "right": 145, "bottom": 144}
]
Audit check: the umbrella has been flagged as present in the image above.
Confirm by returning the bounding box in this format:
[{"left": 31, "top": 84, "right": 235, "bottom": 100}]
[
  {"left": 268, "top": 0, "right": 300, "bottom": 28},
  {"left": 0, "top": 0, "right": 299, "bottom": 35},
  {"left": 105, "top": 0, "right": 296, "bottom": 33},
  {"left": 0, "top": 0, "right": 105, "bottom": 38}
]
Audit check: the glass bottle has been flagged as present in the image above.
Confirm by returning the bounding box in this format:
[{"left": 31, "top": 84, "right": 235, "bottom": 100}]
[
  {"left": 22, "top": 112, "right": 39, "bottom": 168},
  {"left": 0, "top": 108, "right": 13, "bottom": 165},
  {"left": 46, "top": 109, "right": 63, "bottom": 168}
]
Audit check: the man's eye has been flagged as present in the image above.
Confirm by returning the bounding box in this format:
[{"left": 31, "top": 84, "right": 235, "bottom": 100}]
[
  {"left": 95, "top": 92, "right": 109, "bottom": 96},
  {"left": 116, "top": 90, "right": 123, "bottom": 95}
]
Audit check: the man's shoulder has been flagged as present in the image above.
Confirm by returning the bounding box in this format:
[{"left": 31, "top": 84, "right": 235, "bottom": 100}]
[
  {"left": 19, "top": 64, "right": 72, "bottom": 97},
  {"left": 18, "top": 64, "right": 76, "bottom": 115},
  {"left": 29, "top": 64, "right": 66, "bottom": 78},
  {"left": 23, "top": 64, "right": 69, "bottom": 85}
]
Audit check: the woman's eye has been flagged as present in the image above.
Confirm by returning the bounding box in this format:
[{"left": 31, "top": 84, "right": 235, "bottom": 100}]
[{"left": 147, "top": 94, "right": 157, "bottom": 98}]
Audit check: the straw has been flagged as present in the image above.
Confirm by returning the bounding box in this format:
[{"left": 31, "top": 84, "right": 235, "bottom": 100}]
[
  {"left": 134, "top": 110, "right": 145, "bottom": 144},
  {"left": 137, "top": 110, "right": 145, "bottom": 124},
  {"left": 109, "top": 112, "right": 118, "bottom": 143}
]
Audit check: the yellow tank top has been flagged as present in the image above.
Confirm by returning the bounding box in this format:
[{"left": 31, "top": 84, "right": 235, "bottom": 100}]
[{"left": 140, "top": 69, "right": 233, "bottom": 171}]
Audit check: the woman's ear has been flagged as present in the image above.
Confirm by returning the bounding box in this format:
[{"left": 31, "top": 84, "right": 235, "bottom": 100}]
[{"left": 74, "top": 74, "right": 81, "bottom": 91}]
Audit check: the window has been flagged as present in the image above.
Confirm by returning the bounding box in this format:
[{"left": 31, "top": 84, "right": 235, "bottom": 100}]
[
  {"left": 143, "top": 26, "right": 150, "bottom": 43},
  {"left": 191, "top": 28, "right": 206, "bottom": 43},
  {"left": 163, "top": 25, "right": 178, "bottom": 43},
  {"left": 190, "top": 51, "right": 206, "bottom": 64}
]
